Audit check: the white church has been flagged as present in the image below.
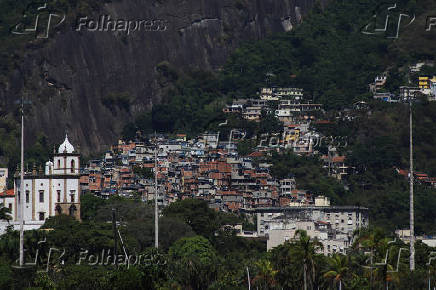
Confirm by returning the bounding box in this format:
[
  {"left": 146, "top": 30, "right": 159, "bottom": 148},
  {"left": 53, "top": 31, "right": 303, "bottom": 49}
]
[{"left": 0, "top": 135, "right": 81, "bottom": 233}]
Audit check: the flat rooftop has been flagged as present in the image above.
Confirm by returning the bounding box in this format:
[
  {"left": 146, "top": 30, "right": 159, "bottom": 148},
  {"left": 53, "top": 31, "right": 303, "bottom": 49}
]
[{"left": 242, "top": 206, "right": 369, "bottom": 213}]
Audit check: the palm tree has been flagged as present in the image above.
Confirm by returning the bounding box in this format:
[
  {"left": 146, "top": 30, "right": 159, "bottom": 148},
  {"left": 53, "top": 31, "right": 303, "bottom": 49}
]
[
  {"left": 374, "top": 263, "right": 400, "bottom": 290},
  {"left": 0, "top": 205, "right": 11, "bottom": 223},
  {"left": 252, "top": 259, "right": 278, "bottom": 290},
  {"left": 353, "top": 228, "right": 389, "bottom": 288},
  {"left": 324, "top": 254, "right": 349, "bottom": 290},
  {"left": 294, "top": 229, "right": 324, "bottom": 290}
]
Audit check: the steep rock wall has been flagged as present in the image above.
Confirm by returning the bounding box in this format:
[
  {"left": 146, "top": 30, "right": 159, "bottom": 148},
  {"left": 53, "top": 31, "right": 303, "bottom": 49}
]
[{"left": 1, "top": 0, "right": 320, "bottom": 154}]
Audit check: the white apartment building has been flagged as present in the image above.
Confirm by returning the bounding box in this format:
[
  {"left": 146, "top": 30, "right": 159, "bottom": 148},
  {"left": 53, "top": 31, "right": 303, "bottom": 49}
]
[{"left": 249, "top": 204, "right": 368, "bottom": 255}]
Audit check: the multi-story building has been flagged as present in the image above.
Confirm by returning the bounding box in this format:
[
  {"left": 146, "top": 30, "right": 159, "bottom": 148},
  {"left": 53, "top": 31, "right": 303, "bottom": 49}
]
[
  {"left": 260, "top": 87, "right": 304, "bottom": 101},
  {"left": 249, "top": 200, "right": 369, "bottom": 254},
  {"left": 279, "top": 178, "right": 296, "bottom": 195},
  {"left": 243, "top": 107, "right": 262, "bottom": 121}
]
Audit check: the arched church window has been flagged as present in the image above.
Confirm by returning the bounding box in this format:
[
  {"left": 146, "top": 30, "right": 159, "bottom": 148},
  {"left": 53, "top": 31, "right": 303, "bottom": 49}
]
[
  {"left": 71, "top": 160, "right": 75, "bottom": 173},
  {"left": 57, "top": 160, "right": 61, "bottom": 169}
]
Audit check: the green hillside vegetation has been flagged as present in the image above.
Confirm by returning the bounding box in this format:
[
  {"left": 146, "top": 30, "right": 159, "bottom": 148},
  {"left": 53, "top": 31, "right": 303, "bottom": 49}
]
[{"left": 125, "top": 0, "right": 435, "bottom": 137}]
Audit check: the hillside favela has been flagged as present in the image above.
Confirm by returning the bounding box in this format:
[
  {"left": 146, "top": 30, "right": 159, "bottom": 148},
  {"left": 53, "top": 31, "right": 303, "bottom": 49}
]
[{"left": 1, "top": 0, "right": 436, "bottom": 289}]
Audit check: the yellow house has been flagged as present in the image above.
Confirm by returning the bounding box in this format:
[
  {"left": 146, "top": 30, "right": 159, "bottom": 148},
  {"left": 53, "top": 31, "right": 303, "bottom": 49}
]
[{"left": 419, "top": 76, "right": 430, "bottom": 89}]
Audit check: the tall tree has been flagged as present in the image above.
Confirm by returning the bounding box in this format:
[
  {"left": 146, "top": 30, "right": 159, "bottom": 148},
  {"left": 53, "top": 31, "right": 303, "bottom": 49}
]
[
  {"left": 252, "top": 259, "right": 278, "bottom": 290},
  {"left": 0, "top": 205, "right": 11, "bottom": 223},
  {"left": 323, "top": 254, "right": 349, "bottom": 290},
  {"left": 294, "top": 230, "right": 324, "bottom": 290},
  {"left": 168, "top": 236, "right": 218, "bottom": 290}
]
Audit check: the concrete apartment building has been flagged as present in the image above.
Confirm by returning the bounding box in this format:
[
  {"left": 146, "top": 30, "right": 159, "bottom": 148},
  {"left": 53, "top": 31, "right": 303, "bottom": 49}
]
[{"left": 248, "top": 197, "right": 369, "bottom": 255}]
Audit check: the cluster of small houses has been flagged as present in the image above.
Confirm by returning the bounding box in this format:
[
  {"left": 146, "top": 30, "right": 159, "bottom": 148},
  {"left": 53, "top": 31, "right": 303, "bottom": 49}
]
[
  {"left": 3, "top": 83, "right": 435, "bottom": 254},
  {"left": 223, "top": 87, "right": 321, "bottom": 122},
  {"left": 0, "top": 86, "right": 366, "bottom": 254},
  {"left": 82, "top": 135, "right": 324, "bottom": 209},
  {"left": 372, "top": 63, "right": 436, "bottom": 103},
  {"left": 396, "top": 168, "right": 436, "bottom": 189},
  {"left": 77, "top": 133, "right": 368, "bottom": 254}
]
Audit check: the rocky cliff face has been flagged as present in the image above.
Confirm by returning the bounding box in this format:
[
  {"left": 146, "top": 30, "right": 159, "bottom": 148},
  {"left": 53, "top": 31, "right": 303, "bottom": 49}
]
[{"left": 1, "top": 0, "right": 320, "bottom": 154}]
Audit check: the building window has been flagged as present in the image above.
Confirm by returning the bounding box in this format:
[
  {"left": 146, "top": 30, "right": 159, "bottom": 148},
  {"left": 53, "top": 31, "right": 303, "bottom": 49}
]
[
  {"left": 57, "top": 190, "right": 61, "bottom": 203},
  {"left": 25, "top": 190, "right": 29, "bottom": 203},
  {"left": 58, "top": 160, "right": 61, "bottom": 168},
  {"left": 71, "top": 160, "right": 75, "bottom": 173},
  {"left": 70, "top": 190, "right": 75, "bottom": 203},
  {"left": 55, "top": 205, "right": 62, "bottom": 215},
  {"left": 39, "top": 190, "right": 44, "bottom": 203},
  {"left": 18, "top": 191, "right": 20, "bottom": 202},
  {"left": 39, "top": 212, "right": 45, "bottom": 221},
  {"left": 8, "top": 203, "right": 12, "bottom": 210},
  {"left": 69, "top": 205, "right": 77, "bottom": 216}
]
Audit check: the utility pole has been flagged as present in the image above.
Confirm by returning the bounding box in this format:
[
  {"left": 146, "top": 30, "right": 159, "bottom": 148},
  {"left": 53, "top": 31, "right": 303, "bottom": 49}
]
[
  {"left": 409, "top": 97, "right": 415, "bottom": 271},
  {"left": 112, "top": 208, "right": 118, "bottom": 267},
  {"left": 246, "top": 266, "right": 251, "bottom": 290},
  {"left": 19, "top": 96, "right": 24, "bottom": 267},
  {"left": 154, "top": 132, "right": 159, "bottom": 249}
]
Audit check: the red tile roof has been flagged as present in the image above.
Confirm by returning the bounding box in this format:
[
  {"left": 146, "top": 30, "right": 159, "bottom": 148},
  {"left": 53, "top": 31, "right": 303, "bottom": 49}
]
[
  {"left": 332, "top": 156, "right": 346, "bottom": 163},
  {"left": 0, "top": 189, "right": 14, "bottom": 197},
  {"left": 415, "top": 173, "right": 428, "bottom": 177},
  {"left": 397, "top": 169, "right": 409, "bottom": 176},
  {"left": 248, "top": 151, "right": 263, "bottom": 158}
]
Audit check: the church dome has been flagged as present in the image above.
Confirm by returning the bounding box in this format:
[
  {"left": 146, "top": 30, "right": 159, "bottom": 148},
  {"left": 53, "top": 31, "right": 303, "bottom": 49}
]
[{"left": 58, "top": 134, "right": 75, "bottom": 154}]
